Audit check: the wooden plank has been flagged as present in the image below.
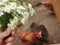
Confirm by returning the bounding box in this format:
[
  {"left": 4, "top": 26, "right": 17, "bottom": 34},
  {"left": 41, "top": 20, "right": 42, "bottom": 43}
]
[{"left": 50, "top": 0, "right": 60, "bottom": 23}]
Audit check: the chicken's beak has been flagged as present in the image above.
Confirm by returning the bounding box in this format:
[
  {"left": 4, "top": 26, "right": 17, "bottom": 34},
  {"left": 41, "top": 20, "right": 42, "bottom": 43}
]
[{"left": 36, "top": 31, "right": 42, "bottom": 39}]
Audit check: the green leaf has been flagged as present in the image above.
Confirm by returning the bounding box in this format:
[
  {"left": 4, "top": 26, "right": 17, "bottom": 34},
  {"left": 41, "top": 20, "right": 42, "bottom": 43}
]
[{"left": 0, "top": 12, "right": 13, "bottom": 31}]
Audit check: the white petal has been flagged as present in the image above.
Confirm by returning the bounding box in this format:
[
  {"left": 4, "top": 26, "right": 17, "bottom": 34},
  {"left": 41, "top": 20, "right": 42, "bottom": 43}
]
[
  {"left": 0, "top": 1, "right": 4, "bottom": 5},
  {"left": 4, "top": 5, "right": 11, "bottom": 13},
  {"left": 0, "top": 12, "right": 4, "bottom": 17},
  {"left": 17, "top": 6, "right": 25, "bottom": 10},
  {"left": 2, "top": 0, "right": 8, "bottom": 2},
  {"left": 23, "top": 12, "right": 29, "bottom": 18},
  {"left": 9, "top": 2, "right": 17, "bottom": 10},
  {"left": 21, "top": 18, "right": 27, "bottom": 24},
  {"left": 28, "top": 3, "right": 32, "bottom": 8}
]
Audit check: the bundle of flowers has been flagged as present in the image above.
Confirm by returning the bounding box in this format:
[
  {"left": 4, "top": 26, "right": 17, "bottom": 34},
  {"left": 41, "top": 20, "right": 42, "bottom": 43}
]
[{"left": 0, "top": 0, "right": 35, "bottom": 31}]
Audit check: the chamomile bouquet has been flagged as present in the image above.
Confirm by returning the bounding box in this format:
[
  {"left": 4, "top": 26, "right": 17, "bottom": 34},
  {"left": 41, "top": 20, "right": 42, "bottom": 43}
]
[{"left": 0, "top": 0, "right": 35, "bottom": 31}]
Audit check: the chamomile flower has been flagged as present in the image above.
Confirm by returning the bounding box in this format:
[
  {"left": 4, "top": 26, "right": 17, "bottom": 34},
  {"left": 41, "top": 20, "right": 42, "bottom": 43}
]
[
  {"left": 0, "top": 1, "right": 4, "bottom": 5},
  {"left": 23, "top": 12, "right": 29, "bottom": 19},
  {"left": 17, "top": 6, "right": 25, "bottom": 14},
  {"left": 28, "top": 3, "right": 35, "bottom": 16},
  {"left": 8, "top": 16, "right": 18, "bottom": 29},
  {"left": 17, "top": 6, "right": 25, "bottom": 10},
  {"left": 21, "top": 18, "right": 27, "bottom": 24},
  {"left": 9, "top": 2, "right": 17, "bottom": 10},
  {"left": 0, "top": 12, "right": 4, "bottom": 17},
  {"left": 4, "top": 5, "right": 11, "bottom": 13},
  {"left": 2, "top": 0, "right": 8, "bottom": 2},
  {"left": 0, "top": 0, "right": 35, "bottom": 30},
  {"left": 29, "top": 8, "right": 35, "bottom": 16},
  {"left": 17, "top": 9, "right": 22, "bottom": 14},
  {"left": 28, "top": 3, "right": 32, "bottom": 8},
  {"left": 0, "top": 7, "right": 4, "bottom": 11}
]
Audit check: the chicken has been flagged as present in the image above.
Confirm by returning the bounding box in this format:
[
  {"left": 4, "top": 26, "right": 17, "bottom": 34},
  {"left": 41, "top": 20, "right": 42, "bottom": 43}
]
[
  {"left": 19, "top": 31, "right": 42, "bottom": 42},
  {"left": 18, "top": 23, "right": 49, "bottom": 45}
]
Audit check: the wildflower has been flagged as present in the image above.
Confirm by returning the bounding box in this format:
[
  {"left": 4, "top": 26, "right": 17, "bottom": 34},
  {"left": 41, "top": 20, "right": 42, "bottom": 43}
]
[
  {"left": 0, "top": 12, "right": 4, "bottom": 17},
  {"left": 21, "top": 18, "right": 27, "bottom": 24}
]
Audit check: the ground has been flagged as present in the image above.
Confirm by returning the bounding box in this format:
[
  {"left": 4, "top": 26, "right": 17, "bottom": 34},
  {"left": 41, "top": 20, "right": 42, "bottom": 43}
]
[{"left": 14, "top": 0, "right": 60, "bottom": 45}]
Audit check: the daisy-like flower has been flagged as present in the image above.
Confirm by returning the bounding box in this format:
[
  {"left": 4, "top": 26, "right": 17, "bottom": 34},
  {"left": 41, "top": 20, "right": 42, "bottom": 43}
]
[
  {"left": 8, "top": 16, "right": 18, "bottom": 29},
  {"left": 23, "top": 12, "right": 29, "bottom": 19},
  {"left": 17, "top": 9, "right": 22, "bottom": 14},
  {"left": 29, "top": 8, "right": 35, "bottom": 16},
  {"left": 0, "top": 11, "right": 4, "bottom": 17},
  {"left": 0, "top": 0, "right": 35, "bottom": 31},
  {"left": 28, "top": 3, "right": 35, "bottom": 16},
  {"left": 4, "top": 5, "right": 12, "bottom": 13},
  {"left": 16, "top": 6, "right": 25, "bottom": 14},
  {"left": 21, "top": 18, "right": 27, "bottom": 24},
  {"left": 28, "top": 3, "right": 32, "bottom": 8},
  {"left": 0, "top": 7, "right": 4, "bottom": 11},
  {"left": 17, "top": 6, "right": 25, "bottom": 10},
  {"left": 0, "top": 1, "right": 4, "bottom": 5},
  {"left": 9, "top": 2, "right": 17, "bottom": 10},
  {"left": 2, "top": 0, "right": 8, "bottom": 2}
]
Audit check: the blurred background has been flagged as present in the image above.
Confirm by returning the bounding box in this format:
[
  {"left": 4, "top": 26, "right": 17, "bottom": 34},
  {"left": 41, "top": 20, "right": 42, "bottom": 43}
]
[{"left": 14, "top": 0, "right": 60, "bottom": 45}]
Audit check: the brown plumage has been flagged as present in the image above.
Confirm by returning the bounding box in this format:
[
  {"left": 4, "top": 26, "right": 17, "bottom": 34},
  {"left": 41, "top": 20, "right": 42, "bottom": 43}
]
[{"left": 18, "top": 22, "right": 49, "bottom": 45}]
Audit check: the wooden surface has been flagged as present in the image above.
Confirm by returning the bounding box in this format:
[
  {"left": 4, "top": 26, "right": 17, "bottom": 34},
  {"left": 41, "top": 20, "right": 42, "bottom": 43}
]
[{"left": 50, "top": 0, "right": 60, "bottom": 23}]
